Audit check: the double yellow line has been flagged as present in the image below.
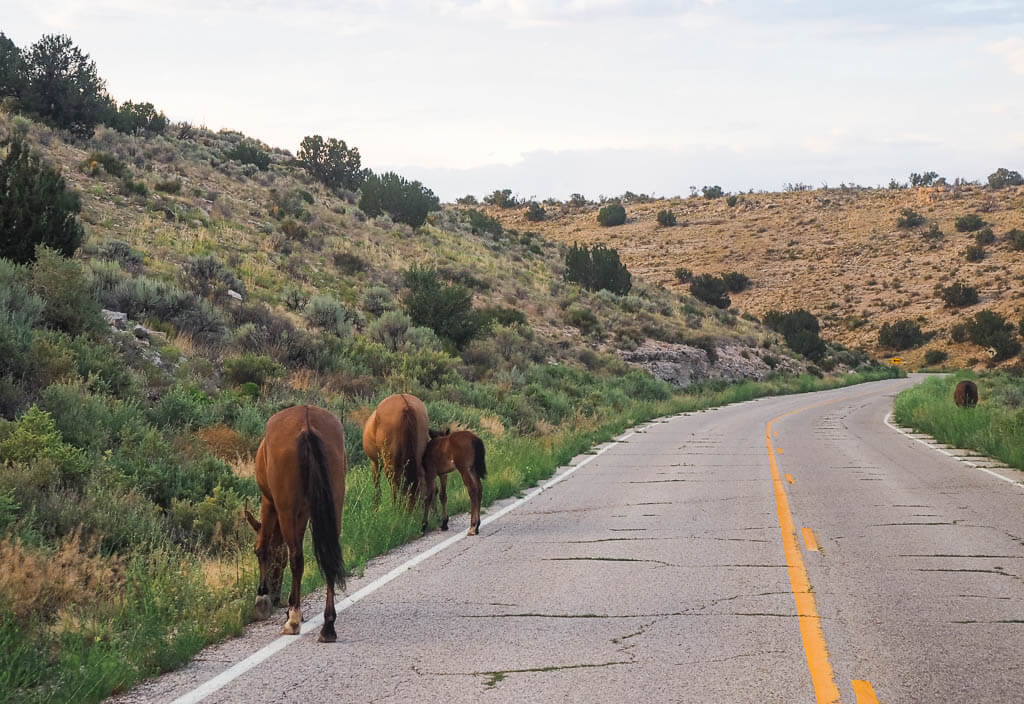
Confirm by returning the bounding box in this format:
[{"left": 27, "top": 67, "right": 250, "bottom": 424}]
[{"left": 766, "top": 402, "right": 879, "bottom": 704}]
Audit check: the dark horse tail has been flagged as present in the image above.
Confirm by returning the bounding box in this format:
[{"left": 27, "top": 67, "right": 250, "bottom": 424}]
[
  {"left": 299, "top": 428, "right": 344, "bottom": 590},
  {"left": 400, "top": 405, "right": 420, "bottom": 494},
  {"left": 471, "top": 435, "right": 487, "bottom": 479}
]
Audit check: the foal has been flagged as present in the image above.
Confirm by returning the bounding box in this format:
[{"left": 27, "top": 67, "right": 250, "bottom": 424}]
[{"left": 422, "top": 429, "right": 487, "bottom": 535}]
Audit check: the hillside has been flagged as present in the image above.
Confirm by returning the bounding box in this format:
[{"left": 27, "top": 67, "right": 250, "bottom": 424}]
[{"left": 481, "top": 185, "right": 1024, "bottom": 369}]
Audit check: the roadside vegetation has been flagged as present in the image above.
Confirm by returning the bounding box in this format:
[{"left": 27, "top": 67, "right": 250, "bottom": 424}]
[{"left": 893, "top": 372, "right": 1024, "bottom": 471}]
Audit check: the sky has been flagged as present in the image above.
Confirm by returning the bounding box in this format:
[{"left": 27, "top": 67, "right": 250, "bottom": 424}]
[{"left": 3, "top": 1, "right": 1023, "bottom": 201}]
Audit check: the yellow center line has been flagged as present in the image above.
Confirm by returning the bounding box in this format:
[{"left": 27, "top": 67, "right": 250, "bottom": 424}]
[
  {"left": 777, "top": 447, "right": 785, "bottom": 454},
  {"left": 852, "top": 680, "right": 880, "bottom": 703},
  {"left": 785, "top": 473, "right": 795, "bottom": 484},
  {"left": 802, "top": 527, "right": 820, "bottom": 552},
  {"left": 767, "top": 402, "right": 841, "bottom": 704}
]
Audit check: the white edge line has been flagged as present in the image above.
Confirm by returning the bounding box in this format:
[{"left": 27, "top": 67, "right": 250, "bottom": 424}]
[
  {"left": 883, "top": 412, "right": 1024, "bottom": 490},
  {"left": 171, "top": 429, "right": 638, "bottom": 704}
]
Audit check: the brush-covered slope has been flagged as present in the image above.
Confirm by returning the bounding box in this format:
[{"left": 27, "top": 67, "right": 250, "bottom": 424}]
[{"left": 483, "top": 186, "right": 1024, "bottom": 370}]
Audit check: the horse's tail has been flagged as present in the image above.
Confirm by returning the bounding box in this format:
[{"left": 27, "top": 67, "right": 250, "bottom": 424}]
[
  {"left": 400, "top": 405, "right": 420, "bottom": 493},
  {"left": 471, "top": 434, "right": 487, "bottom": 479},
  {"left": 299, "top": 428, "right": 344, "bottom": 590}
]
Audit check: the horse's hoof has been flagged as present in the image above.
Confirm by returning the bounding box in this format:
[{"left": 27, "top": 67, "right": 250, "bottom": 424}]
[
  {"left": 421, "top": 522, "right": 428, "bottom": 533},
  {"left": 281, "top": 622, "right": 300, "bottom": 636},
  {"left": 467, "top": 527, "right": 478, "bottom": 536},
  {"left": 441, "top": 520, "right": 449, "bottom": 531},
  {"left": 253, "top": 595, "right": 272, "bottom": 621},
  {"left": 318, "top": 626, "right": 337, "bottom": 643}
]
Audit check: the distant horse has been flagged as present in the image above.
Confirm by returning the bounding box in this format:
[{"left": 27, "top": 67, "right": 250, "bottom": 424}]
[
  {"left": 954, "top": 380, "right": 979, "bottom": 408},
  {"left": 244, "top": 405, "right": 346, "bottom": 642},
  {"left": 423, "top": 429, "right": 487, "bottom": 536},
  {"left": 362, "top": 393, "right": 431, "bottom": 527}
]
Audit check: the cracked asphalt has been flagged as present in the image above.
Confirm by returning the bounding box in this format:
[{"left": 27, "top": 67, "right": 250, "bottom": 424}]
[{"left": 110, "top": 376, "right": 1024, "bottom": 703}]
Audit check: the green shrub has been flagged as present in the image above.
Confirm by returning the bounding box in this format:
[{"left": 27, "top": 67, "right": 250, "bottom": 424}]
[
  {"left": 359, "top": 171, "right": 440, "bottom": 228},
  {"left": 689, "top": 274, "right": 730, "bottom": 309},
  {"left": 923, "top": 349, "right": 948, "bottom": 366},
  {"left": 879, "top": 319, "right": 925, "bottom": 350},
  {"left": 896, "top": 208, "right": 925, "bottom": 228},
  {"left": 674, "top": 267, "right": 692, "bottom": 284},
  {"left": 763, "top": 309, "right": 826, "bottom": 361},
  {"left": 909, "top": 171, "right": 940, "bottom": 187},
  {"left": 702, "top": 185, "right": 724, "bottom": 199},
  {"left": 181, "top": 254, "right": 245, "bottom": 299},
  {"left": 114, "top": 100, "right": 168, "bottom": 137},
  {"left": 987, "top": 167, "right": 1023, "bottom": 189},
  {"left": 86, "top": 151, "right": 126, "bottom": 178},
  {"left": 29, "top": 246, "right": 105, "bottom": 336},
  {"left": 363, "top": 285, "right": 396, "bottom": 316},
  {"left": 563, "top": 243, "right": 631, "bottom": 295},
  {"left": 297, "top": 134, "right": 363, "bottom": 191},
  {"left": 402, "top": 265, "right": 481, "bottom": 348},
  {"left": 657, "top": 209, "right": 677, "bottom": 226},
  {"left": 0, "top": 137, "right": 84, "bottom": 264},
  {"left": 939, "top": 281, "right": 979, "bottom": 307},
  {"left": 154, "top": 177, "right": 182, "bottom": 194},
  {"left": 955, "top": 214, "right": 985, "bottom": 232},
  {"left": 565, "top": 305, "right": 600, "bottom": 336},
  {"left": 148, "top": 384, "right": 213, "bottom": 429},
  {"left": 484, "top": 189, "right": 517, "bottom": 208},
  {"left": 964, "top": 310, "right": 1021, "bottom": 361},
  {"left": 0, "top": 405, "right": 90, "bottom": 487},
  {"left": 1007, "top": 229, "right": 1024, "bottom": 251},
  {"left": 268, "top": 187, "right": 311, "bottom": 221},
  {"left": 975, "top": 227, "right": 995, "bottom": 245},
  {"left": 922, "top": 223, "right": 943, "bottom": 241},
  {"left": 278, "top": 217, "right": 308, "bottom": 241},
  {"left": 225, "top": 139, "right": 270, "bottom": 171},
  {"left": 965, "top": 244, "right": 985, "bottom": 262},
  {"left": 96, "top": 239, "right": 143, "bottom": 270},
  {"left": 223, "top": 354, "right": 284, "bottom": 387},
  {"left": 597, "top": 203, "right": 626, "bottom": 227},
  {"left": 726, "top": 195, "right": 739, "bottom": 207},
  {"left": 524, "top": 202, "right": 545, "bottom": 222},
  {"left": 722, "top": 271, "right": 751, "bottom": 293},
  {"left": 305, "top": 295, "right": 352, "bottom": 338},
  {"left": 464, "top": 209, "right": 503, "bottom": 237},
  {"left": 333, "top": 250, "right": 367, "bottom": 275}
]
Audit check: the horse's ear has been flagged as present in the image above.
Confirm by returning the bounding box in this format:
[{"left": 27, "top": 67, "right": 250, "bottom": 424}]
[{"left": 243, "top": 498, "right": 261, "bottom": 533}]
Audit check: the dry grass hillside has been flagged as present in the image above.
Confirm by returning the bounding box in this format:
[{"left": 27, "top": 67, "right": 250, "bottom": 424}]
[{"left": 483, "top": 186, "right": 1024, "bottom": 369}]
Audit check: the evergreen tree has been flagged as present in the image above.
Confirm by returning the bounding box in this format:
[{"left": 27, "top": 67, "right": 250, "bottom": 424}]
[
  {"left": 297, "top": 135, "right": 364, "bottom": 191},
  {"left": 23, "top": 34, "right": 114, "bottom": 137},
  {"left": 359, "top": 171, "right": 439, "bottom": 228},
  {"left": 0, "top": 137, "right": 84, "bottom": 264}
]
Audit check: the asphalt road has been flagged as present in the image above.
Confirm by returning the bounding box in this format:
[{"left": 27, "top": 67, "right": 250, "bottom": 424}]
[{"left": 111, "top": 376, "right": 1024, "bottom": 704}]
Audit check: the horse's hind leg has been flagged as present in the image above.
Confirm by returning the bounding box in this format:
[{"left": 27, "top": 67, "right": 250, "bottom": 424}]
[
  {"left": 438, "top": 473, "right": 449, "bottom": 531},
  {"left": 457, "top": 465, "right": 482, "bottom": 536},
  {"left": 281, "top": 532, "right": 304, "bottom": 635},
  {"left": 319, "top": 577, "right": 337, "bottom": 643}
]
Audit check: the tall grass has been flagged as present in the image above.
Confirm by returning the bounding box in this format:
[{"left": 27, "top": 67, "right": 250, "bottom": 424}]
[{"left": 893, "top": 371, "right": 1024, "bottom": 470}]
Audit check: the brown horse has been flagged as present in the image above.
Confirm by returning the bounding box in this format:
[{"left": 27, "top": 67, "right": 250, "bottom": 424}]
[
  {"left": 423, "top": 429, "right": 487, "bottom": 536},
  {"left": 362, "top": 393, "right": 431, "bottom": 528},
  {"left": 954, "top": 380, "right": 979, "bottom": 408},
  {"left": 244, "top": 405, "right": 346, "bottom": 642}
]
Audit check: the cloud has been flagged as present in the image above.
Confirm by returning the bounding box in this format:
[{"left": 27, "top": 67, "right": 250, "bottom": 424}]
[{"left": 989, "top": 37, "right": 1024, "bottom": 75}]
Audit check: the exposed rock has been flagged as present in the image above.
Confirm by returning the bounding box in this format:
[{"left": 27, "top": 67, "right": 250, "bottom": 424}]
[
  {"left": 102, "top": 309, "right": 128, "bottom": 330},
  {"left": 228, "top": 289, "right": 244, "bottom": 301},
  {"left": 622, "top": 340, "right": 804, "bottom": 388}
]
